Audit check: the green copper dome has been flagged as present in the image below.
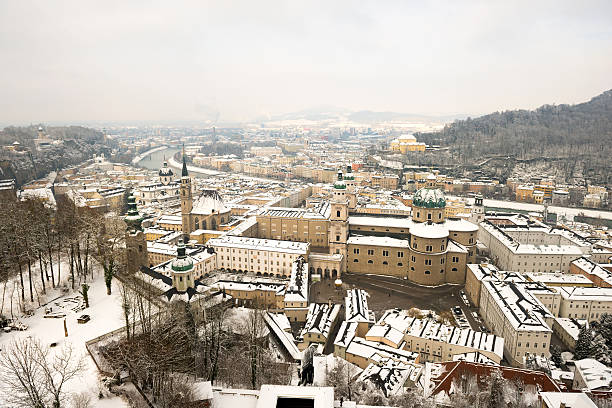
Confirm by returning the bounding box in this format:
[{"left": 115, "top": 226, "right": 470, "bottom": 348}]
[
  {"left": 124, "top": 195, "right": 144, "bottom": 231},
  {"left": 412, "top": 188, "right": 446, "bottom": 209},
  {"left": 334, "top": 170, "right": 347, "bottom": 189},
  {"left": 171, "top": 240, "right": 193, "bottom": 272}
]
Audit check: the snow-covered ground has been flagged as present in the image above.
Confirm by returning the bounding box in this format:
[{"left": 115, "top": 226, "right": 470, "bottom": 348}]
[{"left": 0, "top": 268, "right": 129, "bottom": 408}]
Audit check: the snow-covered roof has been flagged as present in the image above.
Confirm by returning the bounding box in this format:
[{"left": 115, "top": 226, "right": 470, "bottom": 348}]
[
  {"left": 284, "top": 258, "right": 309, "bottom": 303},
  {"left": 192, "top": 189, "right": 229, "bottom": 215},
  {"left": 301, "top": 303, "right": 341, "bottom": 339},
  {"left": 524, "top": 272, "right": 593, "bottom": 286},
  {"left": 346, "top": 337, "right": 419, "bottom": 365},
  {"left": 334, "top": 321, "right": 358, "bottom": 349},
  {"left": 264, "top": 312, "right": 302, "bottom": 361},
  {"left": 558, "top": 286, "right": 612, "bottom": 302},
  {"left": 553, "top": 318, "right": 586, "bottom": 342},
  {"left": 357, "top": 359, "right": 422, "bottom": 397},
  {"left": 482, "top": 280, "right": 553, "bottom": 332},
  {"left": 409, "top": 222, "right": 448, "bottom": 239},
  {"left": 571, "top": 257, "right": 612, "bottom": 286},
  {"left": 209, "top": 235, "right": 309, "bottom": 255},
  {"left": 345, "top": 289, "right": 375, "bottom": 324},
  {"left": 574, "top": 358, "right": 612, "bottom": 391},
  {"left": 540, "top": 392, "right": 597, "bottom": 408},
  {"left": 370, "top": 309, "right": 505, "bottom": 359}
]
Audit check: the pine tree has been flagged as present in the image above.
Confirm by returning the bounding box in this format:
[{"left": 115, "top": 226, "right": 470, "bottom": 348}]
[
  {"left": 592, "top": 334, "right": 612, "bottom": 365},
  {"left": 550, "top": 344, "right": 563, "bottom": 367},
  {"left": 574, "top": 324, "right": 594, "bottom": 360}
]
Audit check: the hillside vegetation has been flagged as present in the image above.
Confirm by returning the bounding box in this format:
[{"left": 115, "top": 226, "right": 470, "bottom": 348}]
[
  {"left": 416, "top": 90, "right": 612, "bottom": 186},
  {"left": 0, "top": 125, "right": 113, "bottom": 187}
]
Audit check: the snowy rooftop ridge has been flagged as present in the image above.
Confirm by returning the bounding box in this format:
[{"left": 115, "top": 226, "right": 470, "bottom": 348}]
[
  {"left": 302, "top": 303, "right": 341, "bottom": 339},
  {"left": 208, "top": 235, "right": 310, "bottom": 254},
  {"left": 345, "top": 289, "right": 375, "bottom": 324},
  {"left": 483, "top": 280, "right": 553, "bottom": 332}
]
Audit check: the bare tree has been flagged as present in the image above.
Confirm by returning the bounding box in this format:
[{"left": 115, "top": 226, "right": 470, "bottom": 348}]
[
  {"left": 0, "top": 337, "right": 84, "bottom": 408},
  {"left": 93, "top": 214, "right": 126, "bottom": 296}
]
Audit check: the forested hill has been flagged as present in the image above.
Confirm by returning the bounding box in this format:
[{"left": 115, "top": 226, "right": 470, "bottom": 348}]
[
  {"left": 0, "top": 125, "right": 115, "bottom": 187},
  {"left": 416, "top": 90, "right": 612, "bottom": 183}
]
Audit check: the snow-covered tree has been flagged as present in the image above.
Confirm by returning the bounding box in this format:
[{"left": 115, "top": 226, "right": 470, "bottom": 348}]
[{"left": 575, "top": 324, "right": 594, "bottom": 360}]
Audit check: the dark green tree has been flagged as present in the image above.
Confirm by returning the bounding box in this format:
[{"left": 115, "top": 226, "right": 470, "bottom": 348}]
[
  {"left": 550, "top": 344, "right": 563, "bottom": 367},
  {"left": 574, "top": 324, "right": 594, "bottom": 360}
]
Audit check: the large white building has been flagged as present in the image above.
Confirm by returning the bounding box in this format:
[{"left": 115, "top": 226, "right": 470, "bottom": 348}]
[
  {"left": 479, "top": 279, "right": 553, "bottom": 367},
  {"left": 209, "top": 235, "right": 310, "bottom": 278},
  {"left": 478, "top": 214, "right": 591, "bottom": 273}
]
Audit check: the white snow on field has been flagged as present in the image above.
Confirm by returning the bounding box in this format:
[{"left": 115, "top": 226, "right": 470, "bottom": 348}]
[{"left": 0, "top": 268, "right": 129, "bottom": 408}]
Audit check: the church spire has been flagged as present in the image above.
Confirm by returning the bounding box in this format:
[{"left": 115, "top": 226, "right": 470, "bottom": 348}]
[{"left": 181, "top": 143, "right": 188, "bottom": 177}]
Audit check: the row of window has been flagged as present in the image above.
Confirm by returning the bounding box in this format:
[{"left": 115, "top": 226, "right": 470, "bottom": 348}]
[
  {"left": 413, "top": 242, "right": 446, "bottom": 251},
  {"left": 353, "top": 248, "right": 405, "bottom": 257}
]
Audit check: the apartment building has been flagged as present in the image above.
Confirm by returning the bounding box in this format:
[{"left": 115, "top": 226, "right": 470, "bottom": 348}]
[
  {"left": 209, "top": 235, "right": 310, "bottom": 277},
  {"left": 478, "top": 215, "right": 590, "bottom": 273},
  {"left": 364, "top": 309, "right": 504, "bottom": 364},
  {"left": 479, "top": 280, "right": 553, "bottom": 367}
]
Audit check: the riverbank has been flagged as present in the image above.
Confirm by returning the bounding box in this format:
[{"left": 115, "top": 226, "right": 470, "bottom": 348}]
[{"left": 131, "top": 146, "right": 168, "bottom": 165}]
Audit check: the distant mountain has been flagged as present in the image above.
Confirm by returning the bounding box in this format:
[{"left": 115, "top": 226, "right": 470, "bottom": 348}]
[{"left": 417, "top": 90, "right": 612, "bottom": 188}]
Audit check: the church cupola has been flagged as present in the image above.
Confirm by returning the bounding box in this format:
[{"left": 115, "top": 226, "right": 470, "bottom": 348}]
[
  {"left": 159, "top": 160, "right": 174, "bottom": 185},
  {"left": 333, "top": 170, "right": 346, "bottom": 190},
  {"left": 171, "top": 239, "right": 195, "bottom": 292},
  {"left": 343, "top": 165, "right": 354, "bottom": 181},
  {"left": 124, "top": 194, "right": 144, "bottom": 232},
  {"left": 124, "top": 195, "right": 148, "bottom": 274}
]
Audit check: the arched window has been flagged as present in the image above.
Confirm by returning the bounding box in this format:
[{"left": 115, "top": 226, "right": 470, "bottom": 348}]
[
  {"left": 425, "top": 270, "right": 431, "bottom": 274},
  {"left": 195, "top": 217, "right": 200, "bottom": 229},
  {"left": 211, "top": 218, "right": 217, "bottom": 230}
]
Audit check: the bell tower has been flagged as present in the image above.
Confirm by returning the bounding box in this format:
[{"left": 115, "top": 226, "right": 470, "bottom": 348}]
[
  {"left": 124, "top": 195, "right": 148, "bottom": 273},
  {"left": 180, "top": 145, "right": 193, "bottom": 238},
  {"left": 329, "top": 170, "right": 349, "bottom": 274},
  {"left": 344, "top": 164, "right": 357, "bottom": 210}
]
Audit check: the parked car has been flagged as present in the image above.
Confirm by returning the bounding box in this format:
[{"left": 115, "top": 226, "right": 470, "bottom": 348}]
[{"left": 77, "top": 314, "right": 91, "bottom": 324}]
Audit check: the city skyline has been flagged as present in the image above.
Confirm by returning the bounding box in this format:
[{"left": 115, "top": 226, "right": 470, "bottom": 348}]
[{"left": 0, "top": 0, "right": 611, "bottom": 124}]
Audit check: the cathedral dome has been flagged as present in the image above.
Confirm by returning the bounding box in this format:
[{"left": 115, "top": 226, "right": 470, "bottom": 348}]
[
  {"left": 171, "top": 240, "right": 193, "bottom": 272},
  {"left": 413, "top": 188, "right": 446, "bottom": 209},
  {"left": 159, "top": 161, "right": 173, "bottom": 176},
  {"left": 124, "top": 195, "right": 144, "bottom": 230},
  {"left": 192, "top": 190, "right": 228, "bottom": 215}
]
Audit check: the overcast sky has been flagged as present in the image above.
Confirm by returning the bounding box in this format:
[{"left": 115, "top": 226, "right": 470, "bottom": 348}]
[{"left": 0, "top": 0, "right": 611, "bottom": 124}]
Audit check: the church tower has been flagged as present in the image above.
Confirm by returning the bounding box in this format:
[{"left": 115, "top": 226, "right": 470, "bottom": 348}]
[
  {"left": 125, "top": 194, "right": 148, "bottom": 273},
  {"left": 344, "top": 164, "right": 357, "bottom": 210},
  {"left": 329, "top": 170, "right": 349, "bottom": 274},
  {"left": 159, "top": 158, "right": 174, "bottom": 186},
  {"left": 471, "top": 193, "right": 485, "bottom": 224},
  {"left": 180, "top": 145, "right": 193, "bottom": 238}
]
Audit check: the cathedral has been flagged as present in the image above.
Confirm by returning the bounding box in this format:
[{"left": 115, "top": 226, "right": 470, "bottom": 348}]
[
  {"left": 129, "top": 150, "right": 476, "bottom": 288},
  {"left": 136, "top": 160, "right": 181, "bottom": 207},
  {"left": 180, "top": 149, "right": 231, "bottom": 236}
]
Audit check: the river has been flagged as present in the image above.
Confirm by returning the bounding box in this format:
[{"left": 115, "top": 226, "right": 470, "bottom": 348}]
[{"left": 136, "top": 147, "right": 180, "bottom": 171}]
